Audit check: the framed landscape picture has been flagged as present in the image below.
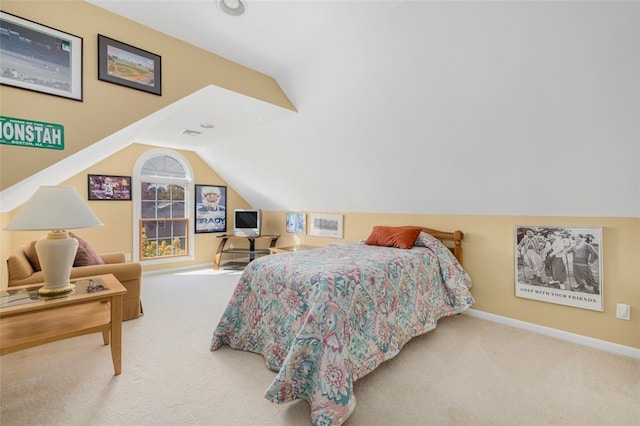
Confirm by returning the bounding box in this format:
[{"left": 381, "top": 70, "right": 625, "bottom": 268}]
[
  {"left": 309, "top": 214, "right": 343, "bottom": 238},
  {"left": 514, "top": 225, "right": 603, "bottom": 311},
  {"left": 88, "top": 174, "right": 131, "bottom": 200},
  {"left": 0, "top": 11, "right": 83, "bottom": 101},
  {"left": 97, "top": 34, "right": 161, "bottom": 95}
]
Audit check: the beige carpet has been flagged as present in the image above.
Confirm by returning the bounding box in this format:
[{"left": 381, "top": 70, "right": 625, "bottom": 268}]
[{"left": 1, "top": 267, "right": 638, "bottom": 426}]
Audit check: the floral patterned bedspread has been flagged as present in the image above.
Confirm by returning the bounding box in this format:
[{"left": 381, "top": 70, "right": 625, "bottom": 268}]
[{"left": 211, "top": 235, "right": 474, "bottom": 425}]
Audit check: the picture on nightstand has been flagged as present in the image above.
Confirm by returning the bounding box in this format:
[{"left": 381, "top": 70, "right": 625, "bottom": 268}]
[{"left": 286, "top": 213, "right": 306, "bottom": 234}]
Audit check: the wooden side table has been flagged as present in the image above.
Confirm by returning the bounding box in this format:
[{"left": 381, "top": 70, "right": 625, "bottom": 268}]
[{"left": 0, "top": 274, "right": 127, "bottom": 375}]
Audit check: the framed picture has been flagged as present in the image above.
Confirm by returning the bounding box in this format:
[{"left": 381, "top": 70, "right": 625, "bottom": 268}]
[
  {"left": 514, "top": 225, "right": 603, "bottom": 311},
  {"left": 286, "top": 213, "right": 306, "bottom": 234},
  {"left": 0, "top": 11, "right": 83, "bottom": 101},
  {"left": 309, "top": 214, "right": 343, "bottom": 238},
  {"left": 195, "top": 185, "right": 226, "bottom": 233},
  {"left": 88, "top": 174, "right": 131, "bottom": 200},
  {"left": 97, "top": 34, "right": 161, "bottom": 96}
]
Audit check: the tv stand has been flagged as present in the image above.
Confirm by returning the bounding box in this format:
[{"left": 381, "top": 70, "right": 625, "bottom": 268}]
[{"left": 213, "top": 234, "right": 279, "bottom": 270}]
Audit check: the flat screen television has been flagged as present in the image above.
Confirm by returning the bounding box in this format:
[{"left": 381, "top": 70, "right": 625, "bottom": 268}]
[{"left": 234, "top": 209, "right": 261, "bottom": 237}]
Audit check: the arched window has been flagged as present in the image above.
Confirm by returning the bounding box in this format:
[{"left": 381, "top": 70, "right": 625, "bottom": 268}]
[{"left": 133, "top": 149, "right": 194, "bottom": 264}]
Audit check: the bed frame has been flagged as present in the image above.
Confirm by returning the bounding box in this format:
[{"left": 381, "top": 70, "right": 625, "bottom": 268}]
[{"left": 406, "top": 227, "right": 464, "bottom": 265}]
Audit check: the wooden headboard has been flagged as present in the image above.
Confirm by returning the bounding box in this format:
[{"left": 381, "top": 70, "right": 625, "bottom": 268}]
[{"left": 405, "top": 226, "right": 464, "bottom": 265}]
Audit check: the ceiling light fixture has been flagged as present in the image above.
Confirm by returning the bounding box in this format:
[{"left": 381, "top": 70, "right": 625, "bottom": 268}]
[
  {"left": 217, "top": 0, "right": 247, "bottom": 16},
  {"left": 200, "top": 123, "right": 215, "bottom": 129}
]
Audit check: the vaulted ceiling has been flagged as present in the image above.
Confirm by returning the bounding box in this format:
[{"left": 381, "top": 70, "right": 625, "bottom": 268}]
[
  {"left": 80, "top": 1, "right": 639, "bottom": 218},
  {"left": 88, "top": 0, "right": 398, "bottom": 83}
]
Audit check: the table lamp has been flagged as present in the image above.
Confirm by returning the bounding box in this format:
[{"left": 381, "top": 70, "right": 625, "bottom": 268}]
[{"left": 5, "top": 186, "right": 104, "bottom": 295}]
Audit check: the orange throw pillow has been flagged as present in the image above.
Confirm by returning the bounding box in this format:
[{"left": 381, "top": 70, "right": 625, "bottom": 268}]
[{"left": 365, "top": 226, "right": 422, "bottom": 249}]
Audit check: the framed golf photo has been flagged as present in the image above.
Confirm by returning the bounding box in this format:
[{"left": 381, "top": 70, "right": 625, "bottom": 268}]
[{"left": 514, "top": 225, "right": 603, "bottom": 311}]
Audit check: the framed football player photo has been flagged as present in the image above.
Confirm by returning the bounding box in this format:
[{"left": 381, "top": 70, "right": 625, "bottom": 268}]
[
  {"left": 195, "top": 184, "right": 226, "bottom": 233},
  {"left": 88, "top": 174, "right": 131, "bottom": 200}
]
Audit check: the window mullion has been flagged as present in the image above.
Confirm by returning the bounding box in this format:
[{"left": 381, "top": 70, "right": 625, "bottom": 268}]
[{"left": 134, "top": 150, "right": 192, "bottom": 263}]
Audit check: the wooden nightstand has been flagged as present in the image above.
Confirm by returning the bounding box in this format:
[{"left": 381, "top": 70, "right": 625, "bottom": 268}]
[{"left": 269, "top": 245, "right": 320, "bottom": 254}]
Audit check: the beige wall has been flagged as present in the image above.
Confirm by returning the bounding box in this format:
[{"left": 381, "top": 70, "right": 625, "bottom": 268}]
[
  {"left": 1, "top": 1, "right": 638, "bottom": 351},
  {"left": 2, "top": 144, "right": 638, "bottom": 350},
  {"left": 0, "top": 1, "right": 284, "bottom": 275},
  {"left": 263, "top": 212, "right": 640, "bottom": 349},
  {"left": 1, "top": 143, "right": 252, "bottom": 275},
  {"left": 0, "top": 0, "right": 294, "bottom": 190}
]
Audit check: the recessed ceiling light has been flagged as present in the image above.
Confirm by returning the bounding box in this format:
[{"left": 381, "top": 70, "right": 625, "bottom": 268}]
[
  {"left": 217, "top": 0, "right": 247, "bottom": 17},
  {"left": 200, "top": 123, "right": 215, "bottom": 129}
]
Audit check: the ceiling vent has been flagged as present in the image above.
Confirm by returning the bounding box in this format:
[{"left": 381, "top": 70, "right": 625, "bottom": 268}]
[{"left": 180, "top": 129, "right": 203, "bottom": 136}]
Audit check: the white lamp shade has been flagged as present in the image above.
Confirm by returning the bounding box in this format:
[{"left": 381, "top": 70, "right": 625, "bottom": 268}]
[
  {"left": 5, "top": 186, "right": 103, "bottom": 231},
  {"left": 5, "top": 186, "right": 103, "bottom": 293}
]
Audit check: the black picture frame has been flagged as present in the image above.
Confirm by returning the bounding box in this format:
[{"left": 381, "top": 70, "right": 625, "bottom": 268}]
[
  {"left": 97, "top": 34, "right": 161, "bottom": 96},
  {"left": 0, "top": 11, "right": 83, "bottom": 101},
  {"left": 88, "top": 174, "right": 132, "bottom": 201},
  {"left": 195, "top": 184, "right": 227, "bottom": 233}
]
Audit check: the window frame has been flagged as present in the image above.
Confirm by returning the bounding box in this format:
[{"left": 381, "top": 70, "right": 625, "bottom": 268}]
[{"left": 133, "top": 149, "right": 195, "bottom": 265}]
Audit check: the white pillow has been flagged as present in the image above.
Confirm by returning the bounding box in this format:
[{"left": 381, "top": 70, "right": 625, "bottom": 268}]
[{"left": 413, "top": 231, "right": 442, "bottom": 248}]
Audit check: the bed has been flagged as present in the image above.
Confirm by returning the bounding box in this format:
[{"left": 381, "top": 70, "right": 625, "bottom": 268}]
[{"left": 210, "top": 226, "right": 475, "bottom": 425}]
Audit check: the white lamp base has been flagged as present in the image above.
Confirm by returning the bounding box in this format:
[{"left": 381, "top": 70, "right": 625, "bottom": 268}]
[
  {"left": 38, "top": 283, "right": 76, "bottom": 296},
  {"left": 35, "top": 230, "right": 79, "bottom": 295}
]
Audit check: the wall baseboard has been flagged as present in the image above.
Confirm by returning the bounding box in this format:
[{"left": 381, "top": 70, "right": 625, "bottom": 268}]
[
  {"left": 143, "top": 266, "right": 639, "bottom": 360},
  {"left": 142, "top": 262, "right": 213, "bottom": 277},
  {"left": 142, "top": 258, "right": 251, "bottom": 277},
  {"left": 464, "top": 309, "right": 640, "bottom": 360}
]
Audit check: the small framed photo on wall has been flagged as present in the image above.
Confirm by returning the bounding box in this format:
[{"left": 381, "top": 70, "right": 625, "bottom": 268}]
[
  {"left": 286, "top": 213, "right": 306, "bottom": 234},
  {"left": 309, "top": 214, "right": 343, "bottom": 239},
  {"left": 88, "top": 174, "right": 131, "bottom": 200},
  {"left": 195, "top": 184, "right": 226, "bottom": 233}
]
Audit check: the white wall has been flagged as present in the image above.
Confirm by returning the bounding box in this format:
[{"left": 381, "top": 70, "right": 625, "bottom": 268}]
[{"left": 206, "top": 1, "right": 639, "bottom": 217}]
